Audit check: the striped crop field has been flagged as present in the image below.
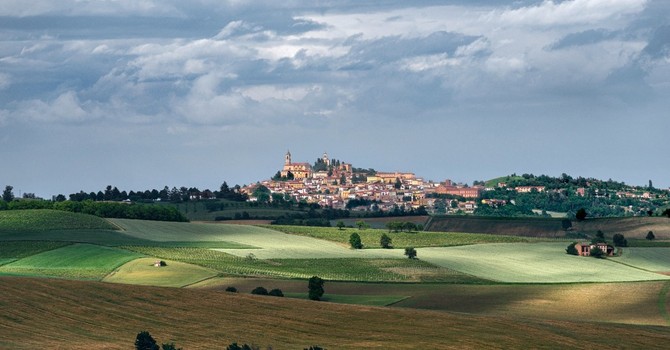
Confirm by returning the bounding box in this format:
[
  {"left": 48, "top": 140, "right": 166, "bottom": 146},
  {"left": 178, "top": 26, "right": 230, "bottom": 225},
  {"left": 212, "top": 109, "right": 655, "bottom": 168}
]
[
  {"left": 103, "top": 258, "right": 218, "bottom": 287},
  {"left": 614, "top": 248, "right": 670, "bottom": 272},
  {"left": 267, "top": 225, "right": 550, "bottom": 248},
  {"left": 0, "top": 243, "right": 143, "bottom": 280},
  {"left": 111, "top": 219, "right": 270, "bottom": 243},
  {"left": 418, "top": 242, "right": 670, "bottom": 283},
  {"left": 0, "top": 209, "right": 117, "bottom": 232}
]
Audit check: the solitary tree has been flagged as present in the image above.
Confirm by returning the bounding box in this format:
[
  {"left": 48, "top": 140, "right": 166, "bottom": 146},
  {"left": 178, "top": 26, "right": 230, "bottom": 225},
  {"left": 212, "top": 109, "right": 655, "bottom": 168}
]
[
  {"left": 575, "top": 208, "right": 587, "bottom": 221},
  {"left": 349, "top": 232, "right": 363, "bottom": 249},
  {"left": 647, "top": 231, "right": 656, "bottom": 240},
  {"left": 356, "top": 220, "right": 368, "bottom": 230},
  {"left": 404, "top": 247, "right": 417, "bottom": 259},
  {"left": 2, "top": 185, "right": 14, "bottom": 202},
  {"left": 269, "top": 288, "right": 284, "bottom": 297},
  {"left": 612, "top": 233, "right": 628, "bottom": 247},
  {"left": 591, "top": 230, "right": 606, "bottom": 244},
  {"left": 308, "top": 276, "right": 325, "bottom": 301},
  {"left": 380, "top": 233, "right": 393, "bottom": 249},
  {"left": 135, "top": 331, "right": 159, "bottom": 350},
  {"left": 336, "top": 221, "right": 345, "bottom": 230}
]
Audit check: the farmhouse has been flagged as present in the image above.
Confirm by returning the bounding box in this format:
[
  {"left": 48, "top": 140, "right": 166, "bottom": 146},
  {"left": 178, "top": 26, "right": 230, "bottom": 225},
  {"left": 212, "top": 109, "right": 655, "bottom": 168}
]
[{"left": 573, "top": 242, "right": 615, "bottom": 257}]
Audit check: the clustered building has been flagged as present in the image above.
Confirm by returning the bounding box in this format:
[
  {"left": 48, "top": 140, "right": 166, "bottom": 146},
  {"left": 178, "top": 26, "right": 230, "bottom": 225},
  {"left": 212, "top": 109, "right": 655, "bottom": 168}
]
[{"left": 242, "top": 151, "right": 486, "bottom": 214}]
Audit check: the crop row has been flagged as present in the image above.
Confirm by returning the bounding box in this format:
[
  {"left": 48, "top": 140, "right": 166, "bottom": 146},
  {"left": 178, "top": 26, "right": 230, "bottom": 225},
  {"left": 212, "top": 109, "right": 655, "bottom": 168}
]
[{"left": 266, "top": 225, "right": 552, "bottom": 248}]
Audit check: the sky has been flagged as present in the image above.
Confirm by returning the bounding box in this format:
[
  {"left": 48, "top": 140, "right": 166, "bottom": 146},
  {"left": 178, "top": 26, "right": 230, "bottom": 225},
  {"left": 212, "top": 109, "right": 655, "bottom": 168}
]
[{"left": 1, "top": 0, "right": 669, "bottom": 198}]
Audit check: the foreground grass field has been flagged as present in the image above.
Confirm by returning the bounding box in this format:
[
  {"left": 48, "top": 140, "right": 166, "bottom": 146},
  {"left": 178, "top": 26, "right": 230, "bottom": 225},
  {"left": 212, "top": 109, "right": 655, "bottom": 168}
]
[
  {"left": 3, "top": 277, "right": 670, "bottom": 349},
  {"left": 198, "top": 277, "right": 670, "bottom": 326}
]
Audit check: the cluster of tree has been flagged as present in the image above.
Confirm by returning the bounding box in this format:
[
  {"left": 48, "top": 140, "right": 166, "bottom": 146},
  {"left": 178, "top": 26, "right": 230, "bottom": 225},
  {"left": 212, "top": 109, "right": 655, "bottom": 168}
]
[
  {"left": 0, "top": 197, "right": 187, "bottom": 222},
  {"left": 385, "top": 221, "right": 423, "bottom": 233},
  {"left": 57, "top": 200, "right": 188, "bottom": 222},
  {"left": 474, "top": 203, "right": 535, "bottom": 217},
  {"left": 61, "top": 182, "right": 247, "bottom": 204},
  {"left": 272, "top": 170, "right": 294, "bottom": 181},
  {"left": 135, "top": 331, "right": 181, "bottom": 350},
  {"left": 250, "top": 286, "right": 284, "bottom": 297},
  {"left": 135, "top": 331, "right": 325, "bottom": 350},
  {"left": 477, "top": 173, "right": 670, "bottom": 218}
]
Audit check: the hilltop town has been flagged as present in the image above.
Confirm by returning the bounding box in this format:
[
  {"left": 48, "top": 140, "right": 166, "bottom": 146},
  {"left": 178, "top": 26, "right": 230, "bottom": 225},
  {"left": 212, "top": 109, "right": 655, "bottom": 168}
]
[{"left": 242, "top": 151, "right": 670, "bottom": 217}]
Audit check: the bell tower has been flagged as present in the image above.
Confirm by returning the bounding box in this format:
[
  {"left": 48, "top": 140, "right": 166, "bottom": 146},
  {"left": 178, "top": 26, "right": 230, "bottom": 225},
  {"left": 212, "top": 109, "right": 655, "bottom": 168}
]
[
  {"left": 285, "top": 150, "right": 292, "bottom": 165},
  {"left": 322, "top": 151, "right": 330, "bottom": 166}
]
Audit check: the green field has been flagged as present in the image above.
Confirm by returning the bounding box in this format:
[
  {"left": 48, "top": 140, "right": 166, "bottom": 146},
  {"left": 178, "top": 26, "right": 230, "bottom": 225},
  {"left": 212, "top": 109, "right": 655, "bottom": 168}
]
[
  {"left": 268, "top": 225, "right": 549, "bottom": 248},
  {"left": 0, "top": 209, "right": 117, "bottom": 232},
  {"left": 614, "top": 248, "right": 670, "bottom": 272},
  {"left": 418, "top": 242, "right": 670, "bottom": 283},
  {"left": 0, "top": 243, "right": 143, "bottom": 279},
  {"left": 103, "top": 258, "right": 218, "bottom": 287},
  {"left": 122, "top": 246, "right": 482, "bottom": 282},
  {"left": 3, "top": 209, "right": 670, "bottom": 348}
]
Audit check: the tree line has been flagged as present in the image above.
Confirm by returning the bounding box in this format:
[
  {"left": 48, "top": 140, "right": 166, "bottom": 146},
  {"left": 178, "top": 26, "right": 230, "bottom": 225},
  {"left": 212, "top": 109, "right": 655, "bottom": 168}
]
[{"left": 0, "top": 198, "right": 187, "bottom": 222}]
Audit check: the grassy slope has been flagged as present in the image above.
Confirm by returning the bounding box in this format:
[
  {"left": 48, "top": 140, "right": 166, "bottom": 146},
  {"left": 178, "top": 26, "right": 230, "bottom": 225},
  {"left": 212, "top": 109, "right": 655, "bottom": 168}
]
[
  {"left": 418, "top": 242, "right": 670, "bottom": 283},
  {"left": 0, "top": 209, "right": 116, "bottom": 232},
  {"left": 103, "top": 258, "right": 218, "bottom": 287},
  {"left": 123, "top": 246, "right": 483, "bottom": 283},
  {"left": 269, "top": 225, "right": 548, "bottom": 248},
  {"left": 614, "top": 248, "right": 670, "bottom": 272},
  {"left": 196, "top": 277, "right": 670, "bottom": 326},
  {"left": 0, "top": 244, "right": 143, "bottom": 279},
  {"left": 2, "top": 277, "right": 670, "bottom": 349},
  {"left": 573, "top": 217, "right": 670, "bottom": 239}
]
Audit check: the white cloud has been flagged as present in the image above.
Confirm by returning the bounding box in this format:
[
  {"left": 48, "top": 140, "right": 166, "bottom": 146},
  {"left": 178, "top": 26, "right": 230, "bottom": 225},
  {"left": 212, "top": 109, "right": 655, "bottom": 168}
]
[
  {"left": 497, "top": 0, "right": 648, "bottom": 27},
  {"left": 18, "top": 91, "right": 89, "bottom": 123}
]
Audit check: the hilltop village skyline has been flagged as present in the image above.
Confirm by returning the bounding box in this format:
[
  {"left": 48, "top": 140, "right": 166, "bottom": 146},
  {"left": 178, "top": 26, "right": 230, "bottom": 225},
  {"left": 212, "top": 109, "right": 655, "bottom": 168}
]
[{"left": 242, "top": 151, "right": 557, "bottom": 214}]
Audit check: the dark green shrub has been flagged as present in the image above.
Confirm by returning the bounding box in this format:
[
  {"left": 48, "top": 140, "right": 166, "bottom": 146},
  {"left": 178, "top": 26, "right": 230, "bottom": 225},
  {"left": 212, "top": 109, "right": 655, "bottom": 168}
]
[
  {"left": 251, "top": 286, "right": 268, "bottom": 295},
  {"left": 308, "top": 276, "right": 325, "bottom": 301},
  {"left": 268, "top": 288, "right": 284, "bottom": 297},
  {"left": 349, "top": 232, "right": 363, "bottom": 249},
  {"left": 566, "top": 242, "right": 578, "bottom": 255}
]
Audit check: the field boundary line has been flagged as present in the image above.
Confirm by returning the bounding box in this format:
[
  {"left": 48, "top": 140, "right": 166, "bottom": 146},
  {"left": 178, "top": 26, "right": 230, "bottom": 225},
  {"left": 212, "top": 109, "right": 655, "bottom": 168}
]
[{"left": 105, "top": 219, "right": 126, "bottom": 232}]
